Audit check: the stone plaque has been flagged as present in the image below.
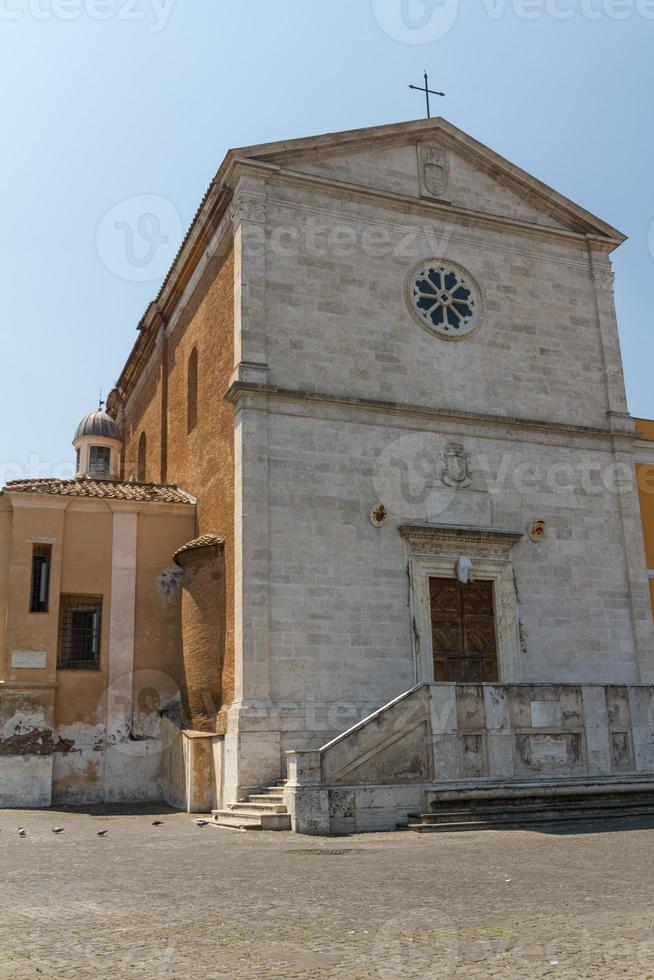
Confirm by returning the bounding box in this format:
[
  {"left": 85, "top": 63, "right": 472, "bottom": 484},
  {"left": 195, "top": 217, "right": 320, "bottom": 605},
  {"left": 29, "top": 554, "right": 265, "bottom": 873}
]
[
  {"left": 530, "top": 701, "right": 562, "bottom": 729},
  {"left": 530, "top": 735, "right": 568, "bottom": 763},
  {"left": 515, "top": 732, "right": 584, "bottom": 774},
  {"left": 610, "top": 731, "right": 633, "bottom": 772},
  {"left": 11, "top": 650, "right": 47, "bottom": 669},
  {"left": 427, "top": 488, "right": 492, "bottom": 526}
]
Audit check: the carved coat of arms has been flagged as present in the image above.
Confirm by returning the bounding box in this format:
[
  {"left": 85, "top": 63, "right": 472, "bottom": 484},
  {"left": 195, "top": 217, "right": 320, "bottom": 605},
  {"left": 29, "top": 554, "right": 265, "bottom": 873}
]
[
  {"left": 441, "top": 443, "right": 472, "bottom": 489},
  {"left": 419, "top": 145, "right": 449, "bottom": 199}
]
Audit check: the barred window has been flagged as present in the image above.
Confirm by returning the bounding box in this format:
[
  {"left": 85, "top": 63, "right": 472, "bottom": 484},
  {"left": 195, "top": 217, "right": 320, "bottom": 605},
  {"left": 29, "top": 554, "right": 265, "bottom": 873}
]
[
  {"left": 30, "top": 544, "right": 52, "bottom": 613},
  {"left": 57, "top": 594, "right": 103, "bottom": 671}
]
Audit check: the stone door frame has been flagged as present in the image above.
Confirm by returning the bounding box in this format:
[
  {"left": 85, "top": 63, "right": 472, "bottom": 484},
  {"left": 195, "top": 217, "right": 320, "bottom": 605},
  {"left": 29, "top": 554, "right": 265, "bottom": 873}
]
[{"left": 399, "top": 524, "right": 524, "bottom": 685}]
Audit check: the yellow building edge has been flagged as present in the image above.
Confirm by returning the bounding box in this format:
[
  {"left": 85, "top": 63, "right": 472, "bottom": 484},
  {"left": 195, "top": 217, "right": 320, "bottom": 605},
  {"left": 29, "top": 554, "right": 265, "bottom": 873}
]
[{"left": 634, "top": 418, "right": 654, "bottom": 616}]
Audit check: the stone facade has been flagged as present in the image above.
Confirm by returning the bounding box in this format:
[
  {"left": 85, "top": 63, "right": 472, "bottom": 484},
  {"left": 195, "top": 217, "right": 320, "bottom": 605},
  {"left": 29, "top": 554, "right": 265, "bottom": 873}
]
[
  {"left": 103, "top": 118, "right": 654, "bottom": 809},
  {"left": 4, "top": 118, "right": 654, "bottom": 821}
]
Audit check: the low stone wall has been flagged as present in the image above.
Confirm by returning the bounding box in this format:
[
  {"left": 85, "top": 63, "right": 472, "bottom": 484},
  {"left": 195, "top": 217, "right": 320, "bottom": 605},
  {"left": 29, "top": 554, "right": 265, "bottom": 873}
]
[
  {"left": 160, "top": 718, "right": 222, "bottom": 813},
  {"left": 285, "top": 683, "right": 654, "bottom": 834}
]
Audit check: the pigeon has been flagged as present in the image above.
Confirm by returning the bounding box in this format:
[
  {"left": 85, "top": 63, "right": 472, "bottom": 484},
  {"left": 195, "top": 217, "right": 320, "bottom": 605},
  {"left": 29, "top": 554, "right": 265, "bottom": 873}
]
[
  {"left": 194, "top": 819, "right": 208, "bottom": 828},
  {"left": 97, "top": 830, "right": 109, "bottom": 837},
  {"left": 51, "top": 827, "right": 64, "bottom": 834},
  {"left": 152, "top": 820, "right": 164, "bottom": 827},
  {"left": 18, "top": 828, "right": 26, "bottom": 838}
]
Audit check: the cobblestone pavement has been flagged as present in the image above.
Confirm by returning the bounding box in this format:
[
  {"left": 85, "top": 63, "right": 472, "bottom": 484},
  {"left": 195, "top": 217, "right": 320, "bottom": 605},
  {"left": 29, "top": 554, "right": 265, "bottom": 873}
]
[{"left": 1, "top": 807, "right": 654, "bottom": 979}]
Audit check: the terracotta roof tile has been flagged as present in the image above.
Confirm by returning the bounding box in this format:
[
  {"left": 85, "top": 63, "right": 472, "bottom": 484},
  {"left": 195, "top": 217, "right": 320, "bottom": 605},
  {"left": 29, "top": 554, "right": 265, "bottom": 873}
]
[
  {"left": 4, "top": 478, "right": 195, "bottom": 505},
  {"left": 173, "top": 534, "right": 224, "bottom": 565}
]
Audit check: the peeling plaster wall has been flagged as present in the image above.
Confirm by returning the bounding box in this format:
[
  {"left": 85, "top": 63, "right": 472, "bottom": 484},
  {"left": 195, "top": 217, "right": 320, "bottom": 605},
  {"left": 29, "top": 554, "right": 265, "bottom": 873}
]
[
  {"left": 0, "top": 757, "right": 53, "bottom": 808},
  {"left": 0, "top": 491, "right": 195, "bottom": 807},
  {"left": 0, "top": 690, "right": 55, "bottom": 807},
  {"left": 52, "top": 720, "right": 106, "bottom": 804},
  {"left": 0, "top": 691, "right": 54, "bottom": 756}
]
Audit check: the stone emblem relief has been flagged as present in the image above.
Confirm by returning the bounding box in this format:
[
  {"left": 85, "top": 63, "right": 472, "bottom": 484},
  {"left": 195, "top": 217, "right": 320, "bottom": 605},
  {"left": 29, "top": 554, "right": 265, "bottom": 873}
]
[
  {"left": 418, "top": 144, "right": 449, "bottom": 199},
  {"left": 441, "top": 443, "right": 472, "bottom": 489},
  {"left": 232, "top": 191, "right": 267, "bottom": 225},
  {"left": 370, "top": 503, "right": 389, "bottom": 527}
]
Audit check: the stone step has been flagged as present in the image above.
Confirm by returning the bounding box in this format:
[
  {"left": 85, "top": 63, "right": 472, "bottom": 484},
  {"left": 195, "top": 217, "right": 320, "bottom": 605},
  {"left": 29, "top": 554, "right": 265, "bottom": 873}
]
[
  {"left": 211, "top": 812, "right": 264, "bottom": 830},
  {"left": 212, "top": 809, "right": 291, "bottom": 831},
  {"left": 424, "top": 796, "right": 654, "bottom": 821},
  {"left": 417, "top": 805, "right": 654, "bottom": 827},
  {"left": 231, "top": 801, "right": 288, "bottom": 814},
  {"left": 248, "top": 794, "right": 285, "bottom": 804},
  {"left": 406, "top": 801, "right": 654, "bottom": 833},
  {"left": 425, "top": 777, "right": 654, "bottom": 807}
]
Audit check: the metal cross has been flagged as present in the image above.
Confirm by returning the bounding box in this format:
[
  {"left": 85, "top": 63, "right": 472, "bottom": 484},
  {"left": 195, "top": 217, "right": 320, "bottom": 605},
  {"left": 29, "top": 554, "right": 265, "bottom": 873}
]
[{"left": 409, "top": 71, "right": 445, "bottom": 119}]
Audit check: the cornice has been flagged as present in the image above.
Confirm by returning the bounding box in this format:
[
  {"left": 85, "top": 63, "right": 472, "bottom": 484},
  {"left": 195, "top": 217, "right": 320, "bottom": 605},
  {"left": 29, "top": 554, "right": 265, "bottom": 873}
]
[
  {"left": 0, "top": 679, "right": 58, "bottom": 690},
  {"left": 115, "top": 185, "right": 234, "bottom": 402},
  {"left": 229, "top": 117, "right": 624, "bottom": 242},
  {"left": 399, "top": 522, "right": 524, "bottom": 558},
  {"left": 6, "top": 493, "right": 70, "bottom": 511},
  {"left": 263, "top": 162, "right": 622, "bottom": 252},
  {"left": 4, "top": 492, "right": 194, "bottom": 517},
  {"left": 634, "top": 440, "right": 654, "bottom": 466},
  {"left": 266, "top": 196, "right": 600, "bottom": 273},
  {"left": 224, "top": 380, "right": 624, "bottom": 443}
]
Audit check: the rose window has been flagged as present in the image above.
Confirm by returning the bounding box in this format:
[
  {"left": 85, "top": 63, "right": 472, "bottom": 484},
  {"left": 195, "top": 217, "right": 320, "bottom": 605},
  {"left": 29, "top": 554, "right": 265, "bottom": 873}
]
[{"left": 407, "top": 262, "right": 482, "bottom": 340}]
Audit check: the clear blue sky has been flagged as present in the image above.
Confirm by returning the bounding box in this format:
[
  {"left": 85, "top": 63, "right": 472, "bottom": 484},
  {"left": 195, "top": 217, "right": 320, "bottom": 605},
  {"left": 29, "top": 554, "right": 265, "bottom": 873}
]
[{"left": 1, "top": 0, "right": 653, "bottom": 480}]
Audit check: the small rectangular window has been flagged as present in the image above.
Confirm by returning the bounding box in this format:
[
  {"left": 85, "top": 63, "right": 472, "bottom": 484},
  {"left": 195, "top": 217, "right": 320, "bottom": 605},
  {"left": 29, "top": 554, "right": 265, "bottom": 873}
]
[
  {"left": 88, "top": 446, "right": 111, "bottom": 477},
  {"left": 30, "top": 544, "right": 52, "bottom": 613},
  {"left": 57, "top": 594, "right": 103, "bottom": 670}
]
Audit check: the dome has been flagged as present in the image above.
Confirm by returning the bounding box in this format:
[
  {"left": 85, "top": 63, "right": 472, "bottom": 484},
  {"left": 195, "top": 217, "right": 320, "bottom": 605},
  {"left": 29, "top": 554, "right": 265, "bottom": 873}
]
[{"left": 74, "top": 410, "right": 121, "bottom": 443}]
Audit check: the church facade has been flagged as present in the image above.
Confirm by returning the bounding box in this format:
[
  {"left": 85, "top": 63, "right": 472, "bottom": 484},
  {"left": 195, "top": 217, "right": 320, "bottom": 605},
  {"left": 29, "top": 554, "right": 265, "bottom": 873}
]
[{"left": 2, "top": 118, "right": 654, "bottom": 830}]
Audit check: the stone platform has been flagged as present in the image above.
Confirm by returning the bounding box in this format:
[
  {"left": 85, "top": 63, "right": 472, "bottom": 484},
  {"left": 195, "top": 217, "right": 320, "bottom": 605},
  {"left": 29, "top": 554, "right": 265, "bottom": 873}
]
[{"left": 284, "top": 682, "right": 654, "bottom": 834}]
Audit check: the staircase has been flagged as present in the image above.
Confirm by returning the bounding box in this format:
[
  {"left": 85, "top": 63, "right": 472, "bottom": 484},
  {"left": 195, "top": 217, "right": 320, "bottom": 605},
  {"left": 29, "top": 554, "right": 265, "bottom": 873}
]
[
  {"left": 212, "top": 781, "right": 291, "bottom": 831},
  {"left": 405, "top": 780, "right": 654, "bottom": 833}
]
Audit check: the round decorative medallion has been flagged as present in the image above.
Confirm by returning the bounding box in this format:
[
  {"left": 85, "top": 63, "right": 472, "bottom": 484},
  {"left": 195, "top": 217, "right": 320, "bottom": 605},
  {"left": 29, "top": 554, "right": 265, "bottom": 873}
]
[
  {"left": 370, "top": 503, "right": 389, "bottom": 528},
  {"left": 406, "top": 261, "right": 482, "bottom": 341}
]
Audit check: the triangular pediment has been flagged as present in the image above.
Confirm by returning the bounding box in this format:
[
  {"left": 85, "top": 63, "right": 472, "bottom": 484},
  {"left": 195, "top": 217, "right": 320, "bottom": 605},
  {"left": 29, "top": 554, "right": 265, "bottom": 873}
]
[{"left": 228, "top": 118, "right": 624, "bottom": 242}]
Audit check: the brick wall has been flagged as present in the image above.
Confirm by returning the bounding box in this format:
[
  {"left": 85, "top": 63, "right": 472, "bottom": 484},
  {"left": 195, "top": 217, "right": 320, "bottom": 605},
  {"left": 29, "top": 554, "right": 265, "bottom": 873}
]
[{"left": 122, "top": 246, "right": 236, "bottom": 715}]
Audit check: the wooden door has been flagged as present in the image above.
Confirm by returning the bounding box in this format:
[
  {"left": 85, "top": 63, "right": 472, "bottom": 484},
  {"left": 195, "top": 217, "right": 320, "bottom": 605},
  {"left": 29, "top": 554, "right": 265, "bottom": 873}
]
[{"left": 429, "top": 578, "right": 498, "bottom": 683}]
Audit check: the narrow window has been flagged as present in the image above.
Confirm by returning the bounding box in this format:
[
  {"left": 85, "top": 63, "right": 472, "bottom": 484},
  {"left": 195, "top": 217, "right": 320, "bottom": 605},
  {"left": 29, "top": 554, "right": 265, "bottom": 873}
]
[
  {"left": 88, "top": 446, "right": 111, "bottom": 478},
  {"left": 187, "top": 347, "right": 198, "bottom": 434},
  {"left": 57, "top": 594, "right": 103, "bottom": 670},
  {"left": 137, "top": 432, "right": 147, "bottom": 482},
  {"left": 30, "top": 544, "right": 52, "bottom": 613},
  {"left": 75, "top": 448, "right": 81, "bottom": 473}
]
